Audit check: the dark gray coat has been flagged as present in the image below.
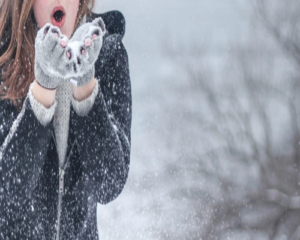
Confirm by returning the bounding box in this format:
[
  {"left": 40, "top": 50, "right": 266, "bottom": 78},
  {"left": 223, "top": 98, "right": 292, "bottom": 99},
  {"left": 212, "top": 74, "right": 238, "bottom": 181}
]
[{"left": 0, "top": 11, "right": 131, "bottom": 240}]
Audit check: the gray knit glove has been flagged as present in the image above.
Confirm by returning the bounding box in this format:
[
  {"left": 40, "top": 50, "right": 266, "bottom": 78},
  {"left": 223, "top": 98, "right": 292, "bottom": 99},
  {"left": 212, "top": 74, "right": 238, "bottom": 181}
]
[
  {"left": 67, "top": 17, "right": 106, "bottom": 87},
  {"left": 35, "top": 24, "right": 70, "bottom": 89}
]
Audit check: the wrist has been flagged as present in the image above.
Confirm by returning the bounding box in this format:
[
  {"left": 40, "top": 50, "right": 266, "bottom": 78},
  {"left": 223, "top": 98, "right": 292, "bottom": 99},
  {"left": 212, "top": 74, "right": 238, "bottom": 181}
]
[
  {"left": 72, "top": 78, "right": 96, "bottom": 102},
  {"left": 32, "top": 80, "right": 56, "bottom": 108}
]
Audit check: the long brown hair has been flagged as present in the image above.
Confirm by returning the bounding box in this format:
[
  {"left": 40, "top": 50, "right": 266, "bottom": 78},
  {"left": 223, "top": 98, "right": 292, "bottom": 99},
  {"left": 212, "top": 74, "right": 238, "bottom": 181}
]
[{"left": 0, "top": 0, "right": 95, "bottom": 109}]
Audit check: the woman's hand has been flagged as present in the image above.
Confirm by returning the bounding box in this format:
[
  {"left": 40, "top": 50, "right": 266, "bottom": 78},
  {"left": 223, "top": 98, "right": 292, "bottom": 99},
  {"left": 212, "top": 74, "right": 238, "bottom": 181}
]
[
  {"left": 66, "top": 17, "right": 106, "bottom": 87},
  {"left": 33, "top": 17, "right": 106, "bottom": 105},
  {"left": 34, "top": 24, "right": 70, "bottom": 89}
]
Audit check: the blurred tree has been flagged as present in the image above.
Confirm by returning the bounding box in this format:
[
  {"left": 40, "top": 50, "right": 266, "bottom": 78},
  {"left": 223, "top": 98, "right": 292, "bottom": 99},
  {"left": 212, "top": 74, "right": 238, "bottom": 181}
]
[{"left": 161, "top": 0, "right": 300, "bottom": 239}]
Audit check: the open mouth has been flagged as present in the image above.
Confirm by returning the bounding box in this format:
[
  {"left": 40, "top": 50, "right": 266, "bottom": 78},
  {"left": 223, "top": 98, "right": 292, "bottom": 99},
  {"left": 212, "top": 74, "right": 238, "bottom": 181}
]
[
  {"left": 51, "top": 6, "right": 66, "bottom": 27},
  {"left": 53, "top": 10, "right": 64, "bottom": 22}
]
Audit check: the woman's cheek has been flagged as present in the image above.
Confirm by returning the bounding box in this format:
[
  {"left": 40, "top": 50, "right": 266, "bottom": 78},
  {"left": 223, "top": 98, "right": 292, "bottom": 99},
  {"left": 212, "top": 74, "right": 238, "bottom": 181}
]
[
  {"left": 64, "top": 0, "right": 80, "bottom": 37},
  {"left": 33, "top": 1, "right": 50, "bottom": 29}
]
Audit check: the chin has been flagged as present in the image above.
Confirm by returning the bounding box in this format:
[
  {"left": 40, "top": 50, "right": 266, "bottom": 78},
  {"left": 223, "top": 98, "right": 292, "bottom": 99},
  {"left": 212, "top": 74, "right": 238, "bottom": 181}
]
[{"left": 60, "top": 27, "right": 71, "bottom": 38}]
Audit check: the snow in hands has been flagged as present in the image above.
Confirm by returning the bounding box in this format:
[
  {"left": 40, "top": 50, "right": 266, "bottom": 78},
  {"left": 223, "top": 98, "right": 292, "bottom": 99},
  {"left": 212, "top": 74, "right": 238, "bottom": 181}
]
[{"left": 35, "top": 17, "right": 106, "bottom": 89}]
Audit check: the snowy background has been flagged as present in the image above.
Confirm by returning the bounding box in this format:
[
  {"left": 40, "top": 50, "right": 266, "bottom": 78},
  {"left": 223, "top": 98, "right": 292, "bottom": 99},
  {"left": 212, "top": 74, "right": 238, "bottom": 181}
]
[{"left": 94, "top": 0, "right": 300, "bottom": 239}]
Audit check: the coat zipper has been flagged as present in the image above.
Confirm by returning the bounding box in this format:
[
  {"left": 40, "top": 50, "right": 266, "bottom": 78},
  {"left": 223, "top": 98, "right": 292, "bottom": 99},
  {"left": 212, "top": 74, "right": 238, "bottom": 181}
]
[
  {"left": 52, "top": 132, "right": 76, "bottom": 240},
  {"left": 56, "top": 168, "right": 65, "bottom": 240}
]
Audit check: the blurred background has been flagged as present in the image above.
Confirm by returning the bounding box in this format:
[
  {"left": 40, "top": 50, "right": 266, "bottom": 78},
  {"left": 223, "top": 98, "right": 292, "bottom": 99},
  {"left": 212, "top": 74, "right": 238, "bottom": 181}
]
[{"left": 94, "top": 0, "right": 300, "bottom": 239}]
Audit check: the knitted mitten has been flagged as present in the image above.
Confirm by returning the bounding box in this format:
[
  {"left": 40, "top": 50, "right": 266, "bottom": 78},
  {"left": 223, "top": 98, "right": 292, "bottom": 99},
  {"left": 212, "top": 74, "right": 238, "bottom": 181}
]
[
  {"left": 66, "top": 17, "right": 106, "bottom": 87},
  {"left": 35, "top": 24, "right": 70, "bottom": 89}
]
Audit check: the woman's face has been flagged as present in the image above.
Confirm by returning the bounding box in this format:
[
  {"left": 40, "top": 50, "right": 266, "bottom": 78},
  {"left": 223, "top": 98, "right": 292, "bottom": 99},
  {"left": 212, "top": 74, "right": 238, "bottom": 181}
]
[{"left": 33, "top": 0, "right": 80, "bottom": 38}]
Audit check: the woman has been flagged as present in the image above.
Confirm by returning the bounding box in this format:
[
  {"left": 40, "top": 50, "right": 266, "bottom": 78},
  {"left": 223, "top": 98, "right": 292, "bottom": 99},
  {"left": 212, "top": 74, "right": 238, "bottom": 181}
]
[{"left": 0, "top": 0, "right": 131, "bottom": 239}]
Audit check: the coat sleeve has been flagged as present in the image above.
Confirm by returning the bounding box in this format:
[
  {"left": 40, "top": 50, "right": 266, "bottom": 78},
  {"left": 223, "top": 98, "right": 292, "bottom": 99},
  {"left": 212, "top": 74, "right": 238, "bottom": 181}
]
[
  {"left": 71, "top": 33, "right": 132, "bottom": 204},
  {"left": 0, "top": 96, "right": 54, "bottom": 202}
]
